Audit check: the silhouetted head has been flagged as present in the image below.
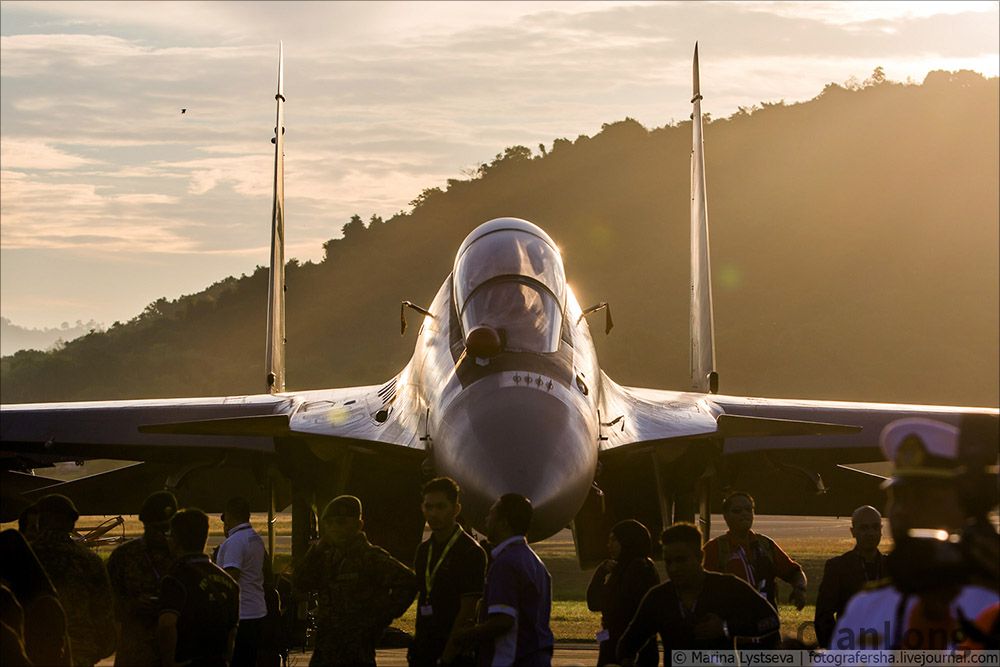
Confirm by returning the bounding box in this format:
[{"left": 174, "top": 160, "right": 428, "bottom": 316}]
[
  {"left": 880, "top": 419, "right": 966, "bottom": 541},
  {"left": 170, "top": 509, "right": 209, "bottom": 555},
  {"left": 610, "top": 519, "right": 652, "bottom": 563},
  {"left": 17, "top": 505, "right": 39, "bottom": 542},
  {"left": 661, "top": 522, "right": 704, "bottom": 588},
  {"left": 35, "top": 494, "right": 79, "bottom": 534},
  {"left": 221, "top": 496, "right": 251, "bottom": 535},
  {"left": 321, "top": 495, "right": 364, "bottom": 546},
  {"left": 486, "top": 493, "right": 533, "bottom": 543},
  {"left": 850, "top": 505, "right": 882, "bottom": 553},
  {"left": 722, "top": 491, "right": 755, "bottom": 535},
  {"left": 422, "top": 477, "right": 462, "bottom": 535},
  {"left": 139, "top": 491, "right": 177, "bottom": 537}
]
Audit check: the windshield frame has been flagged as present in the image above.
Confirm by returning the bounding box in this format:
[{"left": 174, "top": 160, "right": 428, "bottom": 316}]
[
  {"left": 458, "top": 275, "right": 564, "bottom": 354},
  {"left": 453, "top": 228, "right": 567, "bottom": 315}
]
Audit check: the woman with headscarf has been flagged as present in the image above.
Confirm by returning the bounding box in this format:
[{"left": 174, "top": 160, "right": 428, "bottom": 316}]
[{"left": 587, "top": 519, "right": 661, "bottom": 666}]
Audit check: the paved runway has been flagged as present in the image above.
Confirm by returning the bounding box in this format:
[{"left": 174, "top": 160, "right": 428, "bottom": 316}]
[{"left": 99, "top": 645, "right": 601, "bottom": 666}]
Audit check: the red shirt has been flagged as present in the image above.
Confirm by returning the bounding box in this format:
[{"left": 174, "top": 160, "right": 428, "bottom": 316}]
[{"left": 702, "top": 531, "right": 802, "bottom": 608}]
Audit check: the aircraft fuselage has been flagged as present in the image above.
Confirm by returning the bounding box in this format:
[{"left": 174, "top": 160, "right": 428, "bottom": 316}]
[{"left": 406, "top": 218, "right": 602, "bottom": 540}]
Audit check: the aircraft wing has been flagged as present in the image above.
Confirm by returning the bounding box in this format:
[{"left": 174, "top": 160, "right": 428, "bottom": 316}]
[
  {"left": 707, "top": 393, "right": 997, "bottom": 516},
  {"left": 597, "top": 378, "right": 887, "bottom": 457},
  {"left": 597, "top": 374, "right": 719, "bottom": 453},
  {"left": 595, "top": 381, "right": 997, "bottom": 520},
  {"left": 707, "top": 393, "right": 998, "bottom": 457},
  {"left": 599, "top": 379, "right": 996, "bottom": 457},
  {"left": 0, "top": 382, "right": 427, "bottom": 555},
  {"left": 0, "top": 380, "right": 426, "bottom": 469}
]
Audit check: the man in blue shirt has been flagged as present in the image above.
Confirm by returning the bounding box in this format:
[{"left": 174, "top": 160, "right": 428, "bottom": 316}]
[{"left": 455, "top": 493, "right": 553, "bottom": 666}]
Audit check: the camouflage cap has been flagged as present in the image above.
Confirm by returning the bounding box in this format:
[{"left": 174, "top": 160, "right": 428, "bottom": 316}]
[
  {"left": 139, "top": 490, "right": 177, "bottom": 524},
  {"left": 321, "top": 495, "right": 362, "bottom": 521},
  {"left": 35, "top": 494, "right": 80, "bottom": 521}
]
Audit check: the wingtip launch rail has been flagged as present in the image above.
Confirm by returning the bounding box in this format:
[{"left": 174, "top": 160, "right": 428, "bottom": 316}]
[
  {"left": 265, "top": 42, "right": 287, "bottom": 394},
  {"left": 689, "top": 42, "right": 718, "bottom": 394}
]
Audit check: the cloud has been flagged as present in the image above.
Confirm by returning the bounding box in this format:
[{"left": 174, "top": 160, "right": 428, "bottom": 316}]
[
  {"left": 0, "top": 139, "right": 98, "bottom": 169},
  {"left": 113, "top": 193, "right": 177, "bottom": 204},
  {"left": 0, "top": 170, "right": 193, "bottom": 251},
  {"left": 1, "top": 0, "right": 996, "bottom": 326},
  {"left": 734, "top": 1, "right": 997, "bottom": 26},
  {"left": 167, "top": 154, "right": 272, "bottom": 197}
]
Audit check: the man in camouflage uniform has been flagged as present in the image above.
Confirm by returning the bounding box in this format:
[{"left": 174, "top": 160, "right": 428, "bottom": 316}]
[
  {"left": 31, "top": 494, "right": 116, "bottom": 667},
  {"left": 106, "top": 491, "right": 177, "bottom": 666},
  {"left": 294, "top": 495, "right": 417, "bottom": 666}
]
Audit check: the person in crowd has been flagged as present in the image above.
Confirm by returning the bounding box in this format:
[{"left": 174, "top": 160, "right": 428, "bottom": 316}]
[
  {"left": 617, "top": 522, "right": 780, "bottom": 667},
  {"left": 17, "top": 505, "right": 40, "bottom": 543},
  {"left": 106, "top": 490, "right": 177, "bottom": 667},
  {"left": 703, "top": 491, "right": 807, "bottom": 611},
  {"left": 0, "top": 528, "right": 71, "bottom": 665},
  {"left": 157, "top": 508, "right": 240, "bottom": 667},
  {"left": 30, "top": 494, "right": 115, "bottom": 667},
  {"left": 294, "top": 495, "right": 417, "bottom": 666},
  {"left": 215, "top": 496, "right": 268, "bottom": 666},
  {"left": 454, "top": 493, "right": 554, "bottom": 666},
  {"left": 830, "top": 417, "right": 999, "bottom": 650},
  {"left": 813, "top": 505, "right": 887, "bottom": 647},
  {"left": 409, "top": 477, "right": 487, "bottom": 667},
  {"left": 586, "top": 519, "right": 660, "bottom": 667},
  {"left": 1, "top": 582, "right": 31, "bottom": 666}
]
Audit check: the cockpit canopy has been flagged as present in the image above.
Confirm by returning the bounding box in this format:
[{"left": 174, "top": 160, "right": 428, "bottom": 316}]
[{"left": 454, "top": 218, "right": 566, "bottom": 354}]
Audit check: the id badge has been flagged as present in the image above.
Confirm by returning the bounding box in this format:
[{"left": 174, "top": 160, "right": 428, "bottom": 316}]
[
  {"left": 419, "top": 604, "right": 434, "bottom": 617},
  {"left": 596, "top": 629, "right": 610, "bottom": 642}
]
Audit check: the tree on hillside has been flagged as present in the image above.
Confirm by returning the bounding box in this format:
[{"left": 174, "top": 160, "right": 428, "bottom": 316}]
[
  {"left": 600, "top": 117, "right": 647, "bottom": 137},
  {"left": 3, "top": 73, "right": 997, "bottom": 406},
  {"left": 866, "top": 66, "right": 886, "bottom": 86},
  {"left": 478, "top": 145, "right": 533, "bottom": 177},
  {"left": 342, "top": 214, "right": 366, "bottom": 240},
  {"left": 409, "top": 187, "right": 444, "bottom": 210}
]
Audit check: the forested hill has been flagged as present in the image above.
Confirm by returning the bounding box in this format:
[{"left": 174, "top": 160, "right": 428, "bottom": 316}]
[{"left": 2, "top": 70, "right": 997, "bottom": 407}]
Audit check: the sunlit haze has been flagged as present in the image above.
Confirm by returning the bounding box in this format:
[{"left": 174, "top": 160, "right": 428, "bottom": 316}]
[{"left": 1, "top": 0, "right": 997, "bottom": 330}]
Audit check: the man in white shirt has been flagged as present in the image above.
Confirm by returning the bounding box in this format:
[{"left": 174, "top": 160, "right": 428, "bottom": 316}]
[{"left": 216, "top": 496, "right": 268, "bottom": 666}]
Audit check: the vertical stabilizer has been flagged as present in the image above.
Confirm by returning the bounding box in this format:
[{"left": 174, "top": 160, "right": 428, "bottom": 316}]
[
  {"left": 689, "top": 43, "right": 718, "bottom": 393},
  {"left": 265, "top": 42, "right": 286, "bottom": 393}
]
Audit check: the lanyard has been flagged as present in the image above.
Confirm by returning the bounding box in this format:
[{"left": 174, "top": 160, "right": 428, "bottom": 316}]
[
  {"left": 425, "top": 526, "right": 462, "bottom": 597},
  {"left": 732, "top": 545, "right": 766, "bottom": 596}
]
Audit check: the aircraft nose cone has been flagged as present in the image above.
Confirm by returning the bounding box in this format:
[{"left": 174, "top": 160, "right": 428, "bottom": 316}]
[{"left": 435, "top": 383, "right": 596, "bottom": 541}]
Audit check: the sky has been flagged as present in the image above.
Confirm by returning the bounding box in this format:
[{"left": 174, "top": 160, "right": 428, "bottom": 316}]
[{"left": 1, "top": 1, "right": 997, "bottom": 331}]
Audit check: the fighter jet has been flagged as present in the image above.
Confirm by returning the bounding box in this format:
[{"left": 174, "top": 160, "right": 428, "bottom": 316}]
[{"left": 2, "top": 44, "right": 996, "bottom": 565}]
